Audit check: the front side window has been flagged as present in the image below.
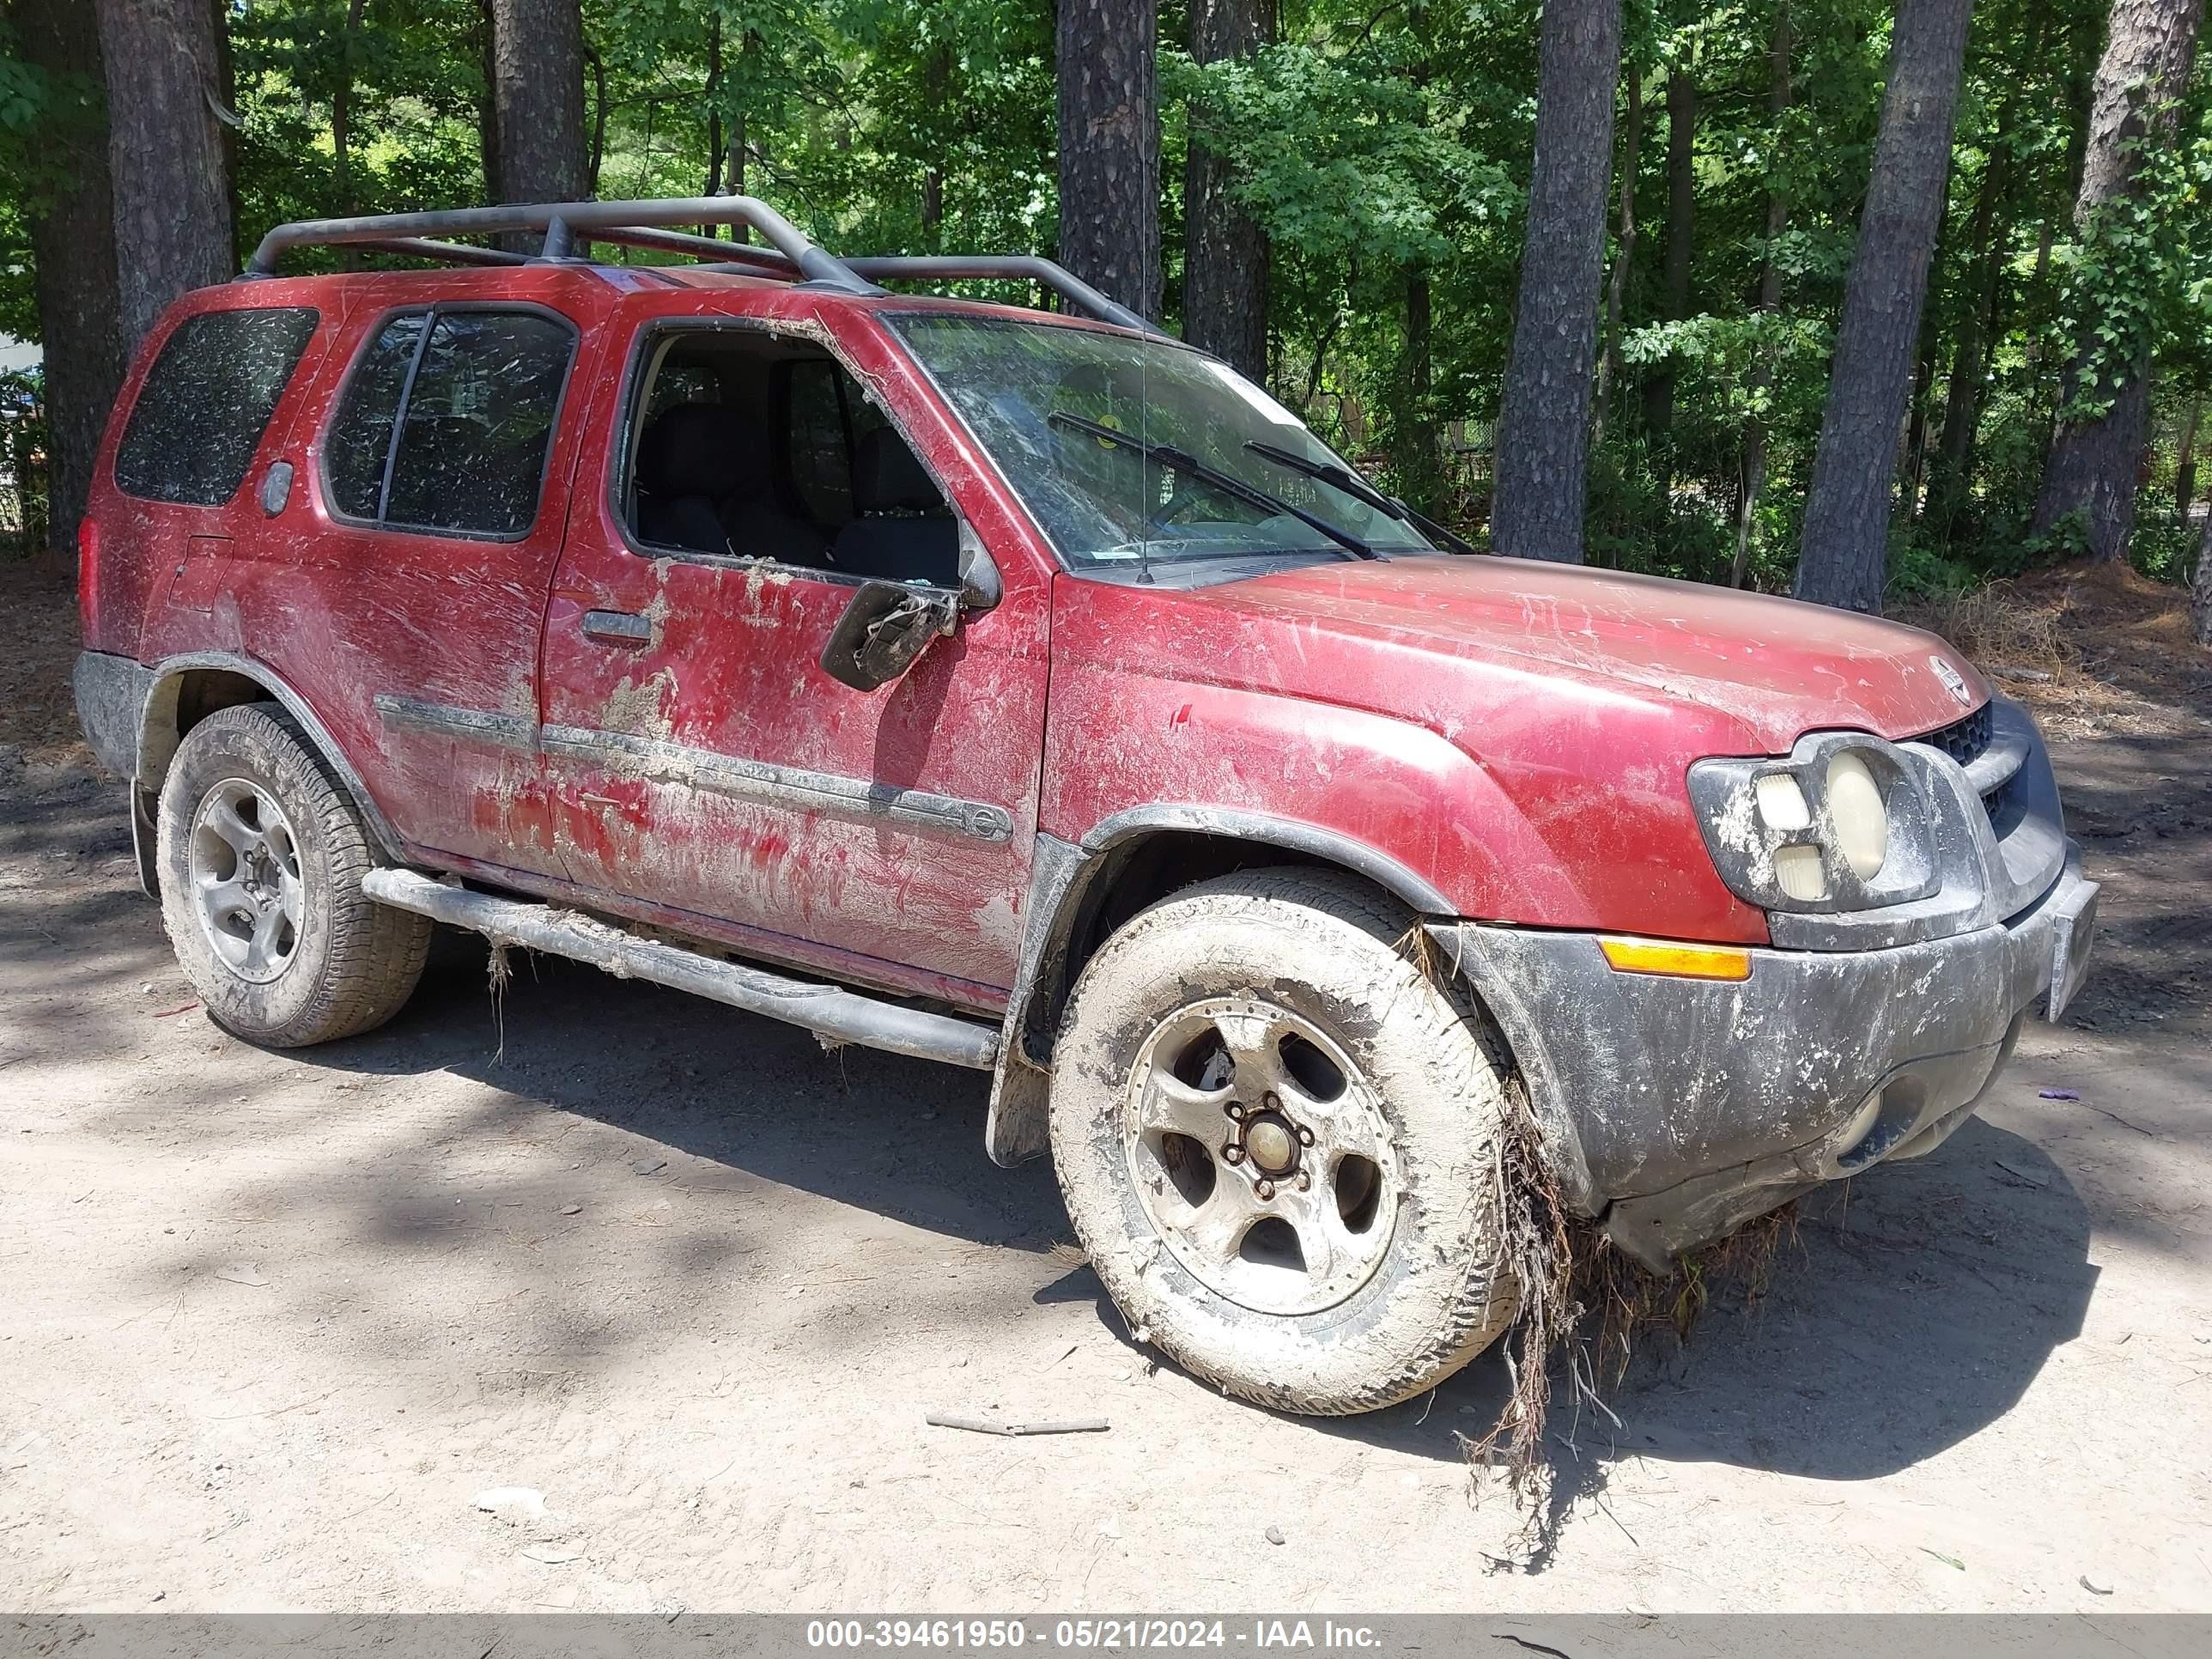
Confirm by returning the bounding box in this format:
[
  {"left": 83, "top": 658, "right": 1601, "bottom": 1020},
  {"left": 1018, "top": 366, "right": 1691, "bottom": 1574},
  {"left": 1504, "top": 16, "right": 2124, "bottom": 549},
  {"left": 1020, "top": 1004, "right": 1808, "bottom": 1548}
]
[
  {"left": 114, "top": 307, "right": 319, "bottom": 506},
  {"left": 325, "top": 307, "right": 575, "bottom": 537},
  {"left": 888, "top": 314, "right": 1437, "bottom": 574}
]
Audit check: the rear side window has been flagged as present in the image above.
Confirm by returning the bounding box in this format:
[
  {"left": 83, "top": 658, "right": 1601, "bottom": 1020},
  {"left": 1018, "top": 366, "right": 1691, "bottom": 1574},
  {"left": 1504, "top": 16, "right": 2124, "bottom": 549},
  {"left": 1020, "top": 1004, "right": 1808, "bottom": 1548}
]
[
  {"left": 325, "top": 307, "right": 576, "bottom": 538},
  {"left": 114, "top": 307, "right": 319, "bottom": 506}
]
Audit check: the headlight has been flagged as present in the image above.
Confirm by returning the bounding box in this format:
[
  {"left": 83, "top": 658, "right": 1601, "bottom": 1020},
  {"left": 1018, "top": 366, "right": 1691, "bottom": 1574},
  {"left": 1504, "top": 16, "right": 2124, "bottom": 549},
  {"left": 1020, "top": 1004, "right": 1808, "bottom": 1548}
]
[
  {"left": 1687, "top": 734, "right": 1938, "bottom": 915},
  {"left": 1824, "top": 750, "right": 1887, "bottom": 880}
]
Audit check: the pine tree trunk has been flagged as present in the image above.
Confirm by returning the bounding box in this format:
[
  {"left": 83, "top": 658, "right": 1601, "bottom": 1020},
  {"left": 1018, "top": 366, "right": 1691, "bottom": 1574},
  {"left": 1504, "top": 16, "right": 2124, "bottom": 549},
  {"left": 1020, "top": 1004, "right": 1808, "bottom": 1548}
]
[
  {"left": 921, "top": 41, "right": 951, "bottom": 246},
  {"left": 93, "top": 0, "right": 234, "bottom": 346},
  {"left": 1390, "top": 269, "right": 1443, "bottom": 509},
  {"left": 1927, "top": 119, "right": 2012, "bottom": 539},
  {"left": 1792, "top": 0, "right": 1976, "bottom": 613},
  {"left": 1642, "top": 64, "right": 1696, "bottom": 469},
  {"left": 1490, "top": 0, "right": 1624, "bottom": 563},
  {"left": 16, "top": 0, "right": 127, "bottom": 556},
  {"left": 2173, "top": 393, "right": 2200, "bottom": 518},
  {"left": 1183, "top": 0, "right": 1273, "bottom": 379},
  {"left": 1731, "top": 2, "right": 1792, "bottom": 589},
  {"left": 703, "top": 15, "right": 725, "bottom": 216},
  {"left": 487, "top": 0, "right": 589, "bottom": 210},
  {"left": 1058, "top": 0, "right": 1161, "bottom": 320},
  {"left": 2031, "top": 0, "right": 2206, "bottom": 562},
  {"left": 476, "top": 0, "right": 501, "bottom": 203},
  {"left": 2193, "top": 511, "right": 2212, "bottom": 643},
  {"left": 1593, "top": 66, "right": 1643, "bottom": 446}
]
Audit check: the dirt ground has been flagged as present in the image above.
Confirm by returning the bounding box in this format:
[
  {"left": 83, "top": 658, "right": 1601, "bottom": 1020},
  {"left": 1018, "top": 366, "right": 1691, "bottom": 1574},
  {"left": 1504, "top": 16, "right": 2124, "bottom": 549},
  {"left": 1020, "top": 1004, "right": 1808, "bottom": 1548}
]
[{"left": 3, "top": 562, "right": 2209, "bottom": 1613}]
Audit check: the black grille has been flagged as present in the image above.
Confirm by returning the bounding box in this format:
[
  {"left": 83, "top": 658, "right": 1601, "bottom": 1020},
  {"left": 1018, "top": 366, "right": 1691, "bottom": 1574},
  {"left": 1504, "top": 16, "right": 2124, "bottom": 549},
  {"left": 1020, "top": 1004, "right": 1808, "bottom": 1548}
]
[{"left": 1916, "top": 701, "right": 1992, "bottom": 769}]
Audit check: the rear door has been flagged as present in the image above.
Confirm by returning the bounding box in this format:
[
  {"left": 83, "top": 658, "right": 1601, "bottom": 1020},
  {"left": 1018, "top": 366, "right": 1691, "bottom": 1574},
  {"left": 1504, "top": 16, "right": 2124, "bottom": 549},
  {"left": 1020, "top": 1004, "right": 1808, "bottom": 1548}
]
[
  {"left": 538, "top": 304, "right": 1053, "bottom": 1008},
  {"left": 281, "top": 297, "right": 596, "bottom": 878}
]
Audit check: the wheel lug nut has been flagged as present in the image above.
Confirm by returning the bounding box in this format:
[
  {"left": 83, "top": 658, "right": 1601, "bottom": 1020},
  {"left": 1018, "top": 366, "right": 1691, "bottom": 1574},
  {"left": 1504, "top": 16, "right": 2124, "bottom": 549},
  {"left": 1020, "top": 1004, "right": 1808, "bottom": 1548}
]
[
  {"left": 1255, "top": 1179, "right": 1275, "bottom": 1200},
  {"left": 1224, "top": 1102, "right": 1244, "bottom": 1121},
  {"left": 1263, "top": 1092, "right": 1279, "bottom": 1111},
  {"left": 1297, "top": 1127, "right": 1315, "bottom": 1146},
  {"left": 1222, "top": 1144, "right": 1244, "bottom": 1164},
  {"left": 1297, "top": 1172, "right": 1311, "bottom": 1192}
]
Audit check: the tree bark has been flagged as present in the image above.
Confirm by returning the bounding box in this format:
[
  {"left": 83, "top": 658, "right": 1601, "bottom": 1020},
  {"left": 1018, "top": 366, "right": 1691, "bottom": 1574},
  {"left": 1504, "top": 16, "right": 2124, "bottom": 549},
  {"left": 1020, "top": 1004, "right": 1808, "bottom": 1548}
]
[
  {"left": 14, "top": 0, "right": 127, "bottom": 555},
  {"left": 1792, "top": 0, "right": 1976, "bottom": 613},
  {"left": 1926, "top": 117, "right": 2013, "bottom": 539},
  {"left": 1641, "top": 64, "right": 1696, "bottom": 460},
  {"left": 1390, "top": 269, "right": 1443, "bottom": 508},
  {"left": 1593, "top": 64, "right": 1643, "bottom": 447},
  {"left": 1490, "top": 0, "right": 1624, "bottom": 563},
  {"left": 1183, "top": 0, "right": 1273, "bottom": 380},
  {"left": 1730, "top": 2, "right": 1792, "bottom": 588},
  {"left": 586, "top": 41, "right": 606, "bottom": 197},
  {"left": 93, "top": 0, "right": 234, "bottom": 347},
  {"left": 2030, "top": 0, "right": 2206, "bottom": 562},
  {"left": 921, "top": 40, "right": 951, "bottom": 246},
  {"left": 487, "top": 0, "right": 590, "bottom": 210},
  {"left": 1057, "top": 0, "right": 1161, "bottom": 321},
  {"left": 475, "top": 0, "right": 501, "bottom": 202},
  {"left": 2193, "top": 510, "right": 2212, "bottom": 644},
  {"left": 2174, "top": 392, "right": 2201, "bottom": 518}
]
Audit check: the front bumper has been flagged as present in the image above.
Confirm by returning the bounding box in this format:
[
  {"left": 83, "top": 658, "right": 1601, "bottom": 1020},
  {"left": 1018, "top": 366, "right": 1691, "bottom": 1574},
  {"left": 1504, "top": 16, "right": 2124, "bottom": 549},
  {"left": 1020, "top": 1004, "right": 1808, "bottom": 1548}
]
[{"left": 1428, "top": 701, "right": 2098, "bottom": 1273}]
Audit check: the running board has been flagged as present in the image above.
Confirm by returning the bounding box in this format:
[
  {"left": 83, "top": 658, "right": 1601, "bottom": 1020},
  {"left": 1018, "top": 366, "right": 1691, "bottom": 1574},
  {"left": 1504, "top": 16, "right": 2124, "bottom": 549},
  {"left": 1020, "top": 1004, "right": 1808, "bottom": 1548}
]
[{"left": 360, "top": 868, "right": 1000, "bottom": 1070}]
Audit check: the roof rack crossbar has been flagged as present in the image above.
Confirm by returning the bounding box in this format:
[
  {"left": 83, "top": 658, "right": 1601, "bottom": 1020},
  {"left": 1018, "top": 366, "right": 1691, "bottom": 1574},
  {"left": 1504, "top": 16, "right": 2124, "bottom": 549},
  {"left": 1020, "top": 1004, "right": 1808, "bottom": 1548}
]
[
  {"left": 356, "top": 237, "right": 532, "bottom": 268},
  {"left": 245, "top": 197, "right": 881, "bottom": 295},
  {"left": 573, "top": 223, "right": 797, "bottom": 275},
  {"left": 243, "top": 201, "right": 1163, "bottom": 337},
  {"left": 844, "top": 255, "right": 1163, "bottom": 337}
]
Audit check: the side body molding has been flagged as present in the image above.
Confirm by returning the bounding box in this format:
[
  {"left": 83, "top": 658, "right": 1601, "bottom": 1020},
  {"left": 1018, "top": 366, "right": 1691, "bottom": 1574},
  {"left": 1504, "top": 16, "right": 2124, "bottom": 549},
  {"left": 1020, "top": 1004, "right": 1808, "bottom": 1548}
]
[{"left": 981, "top": 806, "right": 1454, "bottom": 1168}]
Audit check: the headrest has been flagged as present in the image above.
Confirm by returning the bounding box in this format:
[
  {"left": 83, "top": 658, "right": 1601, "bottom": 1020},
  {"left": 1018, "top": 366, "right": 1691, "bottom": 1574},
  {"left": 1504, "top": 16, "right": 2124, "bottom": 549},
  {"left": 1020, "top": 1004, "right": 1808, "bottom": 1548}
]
[
  {"left": 853, "top": 425, "right": 943, "bottom": 514},
  {"left": 637, "top": 404, "right": 770, "bottom": 501}
]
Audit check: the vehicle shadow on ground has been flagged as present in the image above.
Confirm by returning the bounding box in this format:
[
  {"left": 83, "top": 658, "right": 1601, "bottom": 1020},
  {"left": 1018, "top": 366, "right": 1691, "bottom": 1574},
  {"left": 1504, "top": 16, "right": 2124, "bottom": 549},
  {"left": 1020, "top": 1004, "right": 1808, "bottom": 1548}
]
[{"left": 310, "top": 933, "right": 2098, "bottom": 1517}]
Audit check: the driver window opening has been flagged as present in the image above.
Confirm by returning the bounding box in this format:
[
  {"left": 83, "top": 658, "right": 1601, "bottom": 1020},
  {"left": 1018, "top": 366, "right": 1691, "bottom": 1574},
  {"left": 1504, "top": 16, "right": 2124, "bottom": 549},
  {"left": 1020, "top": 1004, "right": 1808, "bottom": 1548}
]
[{"left": 623, "top": 330, "right": 960, "bottom": 588}]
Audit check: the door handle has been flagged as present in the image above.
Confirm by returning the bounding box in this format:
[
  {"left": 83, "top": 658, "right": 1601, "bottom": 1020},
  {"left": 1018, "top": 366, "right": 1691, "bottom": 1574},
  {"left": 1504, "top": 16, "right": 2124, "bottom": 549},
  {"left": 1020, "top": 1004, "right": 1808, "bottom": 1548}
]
[{"left": 581, "top": 609, "right": 652, "bottom": 646}]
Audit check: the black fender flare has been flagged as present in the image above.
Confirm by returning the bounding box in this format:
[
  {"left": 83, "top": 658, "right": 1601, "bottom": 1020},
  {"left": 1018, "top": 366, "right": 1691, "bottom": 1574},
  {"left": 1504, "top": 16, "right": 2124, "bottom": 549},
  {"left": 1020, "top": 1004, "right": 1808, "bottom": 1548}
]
[
  {"left": 136, "top": 650, "right": 407, "bottom": 864},
  {"left": 982, "top": 805, "right": 1455, "bottom": 1167}
]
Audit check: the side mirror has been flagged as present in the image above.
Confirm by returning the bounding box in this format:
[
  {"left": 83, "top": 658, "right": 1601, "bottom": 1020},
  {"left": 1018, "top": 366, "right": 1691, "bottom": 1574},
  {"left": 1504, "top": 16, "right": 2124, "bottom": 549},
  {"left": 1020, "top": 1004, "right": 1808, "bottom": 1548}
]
[
  {"left": 819, "top": 580, "right": 959, "bottom": 692},
  {"left": 957, "top": 520, "right": 1002, "bottom": 612}
]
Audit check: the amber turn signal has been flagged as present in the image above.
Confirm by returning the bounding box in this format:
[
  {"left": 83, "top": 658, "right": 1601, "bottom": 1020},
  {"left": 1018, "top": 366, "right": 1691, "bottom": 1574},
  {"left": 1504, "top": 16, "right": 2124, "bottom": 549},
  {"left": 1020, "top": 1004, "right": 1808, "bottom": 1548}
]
[{"left": 1598, "top": 936, "right": 1753, "bottom": 981}]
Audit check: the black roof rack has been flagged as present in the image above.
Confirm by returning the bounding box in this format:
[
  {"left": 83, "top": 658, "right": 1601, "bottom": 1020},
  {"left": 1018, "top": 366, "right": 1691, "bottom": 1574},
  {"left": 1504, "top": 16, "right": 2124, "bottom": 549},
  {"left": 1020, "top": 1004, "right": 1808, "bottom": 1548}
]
[{"left": 241, "top": 197, "right": 1164, "bottom": 337}]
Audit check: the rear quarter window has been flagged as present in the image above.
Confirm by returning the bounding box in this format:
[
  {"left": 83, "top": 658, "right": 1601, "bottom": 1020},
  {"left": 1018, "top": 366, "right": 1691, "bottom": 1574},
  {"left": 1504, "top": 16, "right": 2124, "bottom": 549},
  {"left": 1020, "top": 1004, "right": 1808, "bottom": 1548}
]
[{"left": 113, "top": 307, "right": 319, "bottom": 506}]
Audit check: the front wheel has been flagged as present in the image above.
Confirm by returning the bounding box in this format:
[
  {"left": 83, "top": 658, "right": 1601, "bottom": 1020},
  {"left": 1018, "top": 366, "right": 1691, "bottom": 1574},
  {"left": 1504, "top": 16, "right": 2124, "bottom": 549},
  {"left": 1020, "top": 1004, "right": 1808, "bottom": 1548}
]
[{"left": 1049, "top": 869, "right": 1519, "bottom": 1415}]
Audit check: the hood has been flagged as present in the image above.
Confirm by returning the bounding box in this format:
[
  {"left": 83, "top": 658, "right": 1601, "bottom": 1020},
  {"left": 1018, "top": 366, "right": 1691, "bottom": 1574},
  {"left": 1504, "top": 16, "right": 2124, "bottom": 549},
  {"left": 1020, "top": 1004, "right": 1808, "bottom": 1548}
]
[{"left": 1190, "top": 556, "right": 1990, "bottom": 754}]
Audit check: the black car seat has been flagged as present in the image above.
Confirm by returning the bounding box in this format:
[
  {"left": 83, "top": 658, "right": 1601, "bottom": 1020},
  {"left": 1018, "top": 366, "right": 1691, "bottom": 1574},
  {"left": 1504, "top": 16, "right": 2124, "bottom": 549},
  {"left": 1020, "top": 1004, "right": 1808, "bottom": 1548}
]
[
  {"left": 635, "top": 404, "right": 827, "bottom": 565},
  {"left": 832, "top": 425, "right": 958, "bottom": 586}
]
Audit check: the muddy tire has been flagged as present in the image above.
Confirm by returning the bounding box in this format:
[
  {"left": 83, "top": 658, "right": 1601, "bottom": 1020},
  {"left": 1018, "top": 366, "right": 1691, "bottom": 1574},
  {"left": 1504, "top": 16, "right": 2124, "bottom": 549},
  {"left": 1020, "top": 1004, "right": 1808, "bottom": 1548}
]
[
  {"left": 1049, "top": 868, "right": 1518, "bottom": 1415},
  {"left": 157, "top": 703, "right": 430, "bottom": 1048}
]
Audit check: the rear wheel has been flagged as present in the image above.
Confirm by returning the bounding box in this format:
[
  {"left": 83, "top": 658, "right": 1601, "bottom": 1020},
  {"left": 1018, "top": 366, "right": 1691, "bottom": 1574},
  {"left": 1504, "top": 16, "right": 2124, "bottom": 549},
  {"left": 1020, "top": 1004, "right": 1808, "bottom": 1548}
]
[
  {"left": 157, "top": 703, "right": 430, "bottom": 1047},
  {"left": 1049, "top": 868, "right": 1518, "bottom": 1415}
]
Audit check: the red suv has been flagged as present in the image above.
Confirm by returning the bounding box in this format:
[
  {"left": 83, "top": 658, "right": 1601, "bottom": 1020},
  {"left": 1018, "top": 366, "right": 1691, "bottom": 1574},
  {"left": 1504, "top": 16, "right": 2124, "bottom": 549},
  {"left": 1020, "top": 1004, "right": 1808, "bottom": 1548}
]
[{"left": 73, "top": 199, "right": 2099, "bottom": 1414}]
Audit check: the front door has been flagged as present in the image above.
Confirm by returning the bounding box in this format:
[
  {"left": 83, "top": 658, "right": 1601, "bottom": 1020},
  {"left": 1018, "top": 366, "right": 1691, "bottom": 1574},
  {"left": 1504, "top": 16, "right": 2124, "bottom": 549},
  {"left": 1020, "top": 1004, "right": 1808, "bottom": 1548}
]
[{"left": 538, "top": 313, "right": 1049, "bottom": 1009}]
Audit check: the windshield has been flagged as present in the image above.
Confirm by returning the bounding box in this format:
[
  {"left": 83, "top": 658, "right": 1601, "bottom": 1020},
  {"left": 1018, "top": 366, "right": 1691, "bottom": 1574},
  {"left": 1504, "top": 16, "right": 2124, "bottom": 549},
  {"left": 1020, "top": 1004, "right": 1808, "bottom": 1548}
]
[{"left": 887, "top": 314, "right": 1437, "bottom": 571}]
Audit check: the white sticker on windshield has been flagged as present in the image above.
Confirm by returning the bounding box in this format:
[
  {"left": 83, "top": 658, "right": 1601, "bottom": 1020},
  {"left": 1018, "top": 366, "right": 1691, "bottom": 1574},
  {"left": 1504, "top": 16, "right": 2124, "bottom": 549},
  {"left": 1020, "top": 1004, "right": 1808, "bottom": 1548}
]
[{"left": 1203, "top": 360, "right": 1304, "bottom": 428}]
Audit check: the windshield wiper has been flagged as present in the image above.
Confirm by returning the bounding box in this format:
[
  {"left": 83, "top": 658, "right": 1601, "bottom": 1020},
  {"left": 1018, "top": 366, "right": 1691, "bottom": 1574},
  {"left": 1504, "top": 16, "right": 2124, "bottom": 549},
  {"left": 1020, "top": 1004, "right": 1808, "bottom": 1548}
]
[
  {"left": 1242, "top": 440, "right": 1481, "bottom": 556},
  {"left": 1048, "top": 412, "right": 1375, "bottom": 560}
]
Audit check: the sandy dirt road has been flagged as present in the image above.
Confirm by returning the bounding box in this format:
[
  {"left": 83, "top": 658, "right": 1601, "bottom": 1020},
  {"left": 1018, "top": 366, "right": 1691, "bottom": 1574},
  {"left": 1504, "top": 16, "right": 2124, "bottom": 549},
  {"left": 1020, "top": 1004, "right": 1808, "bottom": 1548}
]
[{"left": 3, "top": 574, "right": 2209, "bottom": 1614}]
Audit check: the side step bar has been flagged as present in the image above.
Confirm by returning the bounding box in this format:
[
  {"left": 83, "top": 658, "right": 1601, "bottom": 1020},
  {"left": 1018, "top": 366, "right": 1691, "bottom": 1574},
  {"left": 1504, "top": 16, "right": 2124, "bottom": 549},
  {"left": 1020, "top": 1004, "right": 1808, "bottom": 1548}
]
[{"left": 361, "top": 868, "right": 1000, "bottom": 1070}]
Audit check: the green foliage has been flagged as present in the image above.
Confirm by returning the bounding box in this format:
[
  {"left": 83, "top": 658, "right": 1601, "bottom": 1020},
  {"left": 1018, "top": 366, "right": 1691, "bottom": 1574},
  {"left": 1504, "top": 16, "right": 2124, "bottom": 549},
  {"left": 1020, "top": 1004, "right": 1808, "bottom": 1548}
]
[{"left": 1, "top": 0, "right": 2208, "bottom": 591}]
